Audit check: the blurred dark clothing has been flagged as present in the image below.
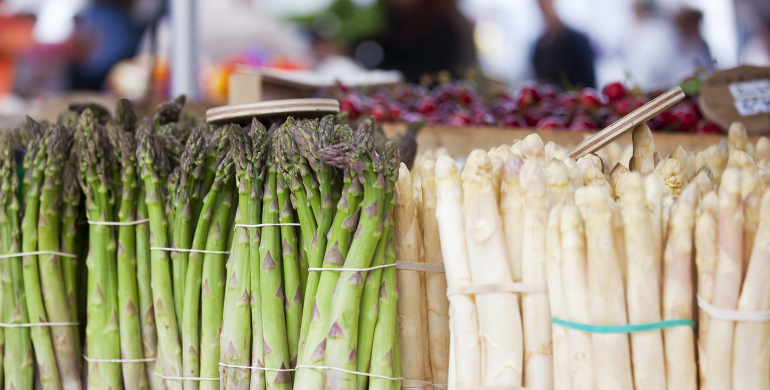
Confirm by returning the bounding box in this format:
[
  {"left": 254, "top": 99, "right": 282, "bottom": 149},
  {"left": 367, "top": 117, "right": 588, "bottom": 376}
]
[
  {"left": 533, "top": 27, "right": 596, "bottom": 89},
  {"left": 365, "top": 0, "right": 476, "bottom": 83},
  {"left": 69, "top": 2, "right": 141, "bottom": 90}
]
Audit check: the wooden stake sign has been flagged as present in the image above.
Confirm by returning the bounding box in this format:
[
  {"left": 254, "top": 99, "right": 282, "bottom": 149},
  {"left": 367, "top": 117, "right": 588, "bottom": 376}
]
[
  {"left": 206, "top": 98, "right": 339, "bottom": 124},
  {"left": 699, "top": 65, "right": 770, "bottom": 135},
  {"left": 569, "top": 86, "right": 685, "bottom": 159}
]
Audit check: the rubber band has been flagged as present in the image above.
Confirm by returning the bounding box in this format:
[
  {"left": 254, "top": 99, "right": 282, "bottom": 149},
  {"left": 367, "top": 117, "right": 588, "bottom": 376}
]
[
  {"left": 150, "top": 247, "right": 230, "bottom": 255},
  {"left": 308, "top": 264, "right": 396, "bottom": 272},
  {"left": 0, "top": 251, "right": 77, "bottom": 259},
  {"left": 396, "top": 261, "right": 445, "bottom": 273},
  {"left": 446, "top": 283, "right": 548, "bottom": 296},
  {"left": 152, "top": 373, "right": 219, "bottom": 381},
  {"left": 402, "top": 379, "right": 448, "bottom": 389},
  {"left": 0, "top": 321, "right": 78, "bottom": 328},
  {"left": 83, "top": 356, "right": 156, "bottom": 363},
  {"left": 551, "top": 317, "right": 695, "bottom": 333},
  {"left": 697, "top": 296, "right": 770, "bottom": 322},
  {"left": 233, "top": 223, "right": 300, "bottom": 231},
  {"left": 454, "top": 386, "right": 530, "bottom": 390},
  {"left": 87, "top": 219, "right": 149, "bottom": 226},
  {"left": 217, "top": 362, "right": 296, "bottom": 372},
  {"left": 295, "top": 365, "right": 403, "bottom": 381}
]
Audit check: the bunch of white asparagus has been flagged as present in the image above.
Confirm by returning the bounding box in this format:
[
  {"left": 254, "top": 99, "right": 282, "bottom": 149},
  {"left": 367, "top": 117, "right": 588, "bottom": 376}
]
[{"left": 405, "top": 120, "right": 770, "bottom": 390}]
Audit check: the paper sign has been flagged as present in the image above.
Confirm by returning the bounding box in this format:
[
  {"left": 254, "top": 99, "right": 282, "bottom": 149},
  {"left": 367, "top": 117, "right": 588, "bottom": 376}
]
[{"left": 729, "top": 79, "right": 770, "bottom": 116}]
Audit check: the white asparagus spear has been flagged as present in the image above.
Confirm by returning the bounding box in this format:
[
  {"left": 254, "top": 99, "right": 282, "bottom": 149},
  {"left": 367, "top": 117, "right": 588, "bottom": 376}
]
[
  {"left": 696, "top": 145, "right": 725, "bottom": 185},
  {"left": 705, "top": 168, "right": 744, "bottom": 390},
  {"left": 610, "top": 163, "right": 630, "bottom": 200},
  {"left": 462, "top": 150, "right": 523, "bottom": 386},
  {"left": 546, "top": 203, "right": 571, "bottom": 390},
  {"left": 755, "top": 137, "right": 770, "bottom": 167},
  {"left": 728, "top": 121, "right": 748, "bottom": 153},
  {"left": 500, "top": 155, "right": 524, "bottom": 282},
  {"left": 412, "top": 160, "right": 434, "bottom": 385},
  {"left": 546, "top": 159, "right": 571, "bottom": 204},
  {"left": 662, "top": 183, "right": 698, "bottom": 390},
  {"left": 620, "top": 144, "right": 633, "bottom": 169},
  {"left": 420, "top": 160, "right": 450, "bottom": 384},
  {"left": 577, "top": 154, "right": 603, "bottom": 175},
  {"left": 743, "top": 190, "right": 760, "bottom": 281},
  {"left": 394, "top": 164, "right": 426, "bottom": 389},
  {"left": 726, "top": 150, "right": 754, "bottom": 171},
  {"left": 582, "top": 166, "right": 610, "bottom": 190},
  {"left": 662, "top": 195, "right": 676, "bottom": 244},
  {"left": 520, "top": 160, "right": 553, "bottom": 390},
  {"left": 732, "top": 189, "right": 770, "bottom": 390},
  {"left": 575, "top": 186, "right": 634, "bottom": 390},
  {"left": 695, "top": 191, "right": 718, "bottom": 389},
  {"left": 559, "top": 204, "right": 595, "bottom": 390},
  {"left": 545, "top": 141, "right": 561, "bottom": 162},
  {"left": 510, "top": 139, "right": 522, "bottom": 157},
  {"left": 653, "top": 151, "right": 662, "bottom": 167},
  {"left": 645, "top": 174, "right": 666, "bottom": 291},
  {"left": 559, "top": 157, "right": 583, "bottom": 190},
  {"left": 521, "top": 134, "right": 545, "bottom": 166},
  {"left": 654, "top": 158, "right": 685, "bottom": 195},
  {"left": 621, "top": 173, "right": 666, "bottom": 390},
  {"left": 632, "top": 123, "right": 656, "bottom": 175},
  {"left": 435, "top": 156, "right": 481, "bottom": 389},
  {"left": 692, "top": 169, "right": 714, "bottom": 197},
  {"left": 610, "top": 200, "right": 627, "bottom": 282}
]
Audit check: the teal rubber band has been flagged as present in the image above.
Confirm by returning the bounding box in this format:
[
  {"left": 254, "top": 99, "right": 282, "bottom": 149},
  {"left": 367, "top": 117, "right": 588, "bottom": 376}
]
[{"left": 551, "top": 317, "right": 696, "bottom": 333}]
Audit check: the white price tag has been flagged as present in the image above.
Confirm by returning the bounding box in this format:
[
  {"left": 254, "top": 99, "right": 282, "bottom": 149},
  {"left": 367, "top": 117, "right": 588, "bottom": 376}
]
[
  {"left": 729, "top": 79, "right": 770, "bottom": 116},
  {"left": 729, "top": 79, "right": 770, "bottom": 100},
  {"left": 734, "top": 96, "right": 770, "bottom": 116}
]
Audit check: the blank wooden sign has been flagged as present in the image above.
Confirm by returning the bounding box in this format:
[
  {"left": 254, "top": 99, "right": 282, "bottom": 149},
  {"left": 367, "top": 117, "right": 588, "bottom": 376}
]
[{"left": 206, "top": 98, "right": 340, "bottom": 124}]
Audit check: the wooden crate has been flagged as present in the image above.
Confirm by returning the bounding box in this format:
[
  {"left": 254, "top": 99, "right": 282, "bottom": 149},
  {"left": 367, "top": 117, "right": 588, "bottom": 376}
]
[{"left": 382, "top": 124, "right": 757, "bottom": 159}]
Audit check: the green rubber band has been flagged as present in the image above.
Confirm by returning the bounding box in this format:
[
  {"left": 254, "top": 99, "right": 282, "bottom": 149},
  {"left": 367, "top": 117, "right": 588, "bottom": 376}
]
[{"left": 551, "top": 317, "right": 696, "bottom": 333}]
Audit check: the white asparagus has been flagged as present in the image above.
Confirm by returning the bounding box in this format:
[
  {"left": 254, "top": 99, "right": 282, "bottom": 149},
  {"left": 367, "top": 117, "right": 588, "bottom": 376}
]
[
  {"left": 692, "top": 169, "right": 714, "bottom": 197},
  {"left": 577, "top": 154, "right": 603, "bottom": 175},
  {"left": 435, "top": 156, "right": 481, "bottom": 389},
  {"left": 412, "top": 160, "right": 433, "bottom": 386},
  {"left": 654, "top": 158, "right": 685, "bottom": 195},
  {"left": 520, "top": 160, "right": 553, "bottom": 390},
  {"left": 546, "top": 159, "right": 571, "bottom": 204},
  {"left": 582, "top": 166, "right": 610, "bottom": 190},
  {"left": 726, "top": 150, "right": 754, "bottom": 171},
  {"left": 662, "top": 183, "right": 698, "bottom": 390},
  {"left": 610, "top": 163, "right": 630, "bottom": 200},
  {"left": 696, "top": 145, "right": 725, "bottom": 185},
  {"left": 545, "top": 204, "right": 571, "bottom": 390},
  {"left": 743, "top": 191, "right": 760, "bottom": 281},
  {"left": 653, "top": 151, "right": 662, "bottom": 167},
  {"left": 394, "top": 163, "right": 427, "bottom": 389},
  {"left": 575, "top": 186, "right": 634, "bottom": 390},
  {"left": 559, "top": 204, "right": 595, "bottom": 390},
  {"left": 705, "top": 168, "right": 744, "bottom": 390},
  {"left": 510, "top": 139, "right": 522, "bottom": 157},
  {"left": 545, "top": 141, "right": 561, "bottom": 162},
  {"left": 620, "top": 144, "right": 633, "bottom": 169},
  {"left": 462, "top": 150, "right": 523, "bottom": 386},
  {"left": 420, "top": 160, "right": 450, "bottom": 384},
  {"left": 621, "top": 173, "right": 666, "bottom": 390},
  {"left": 695, "top": 191, "right": 718, "bottom": 389},
  {"left": 661, "top": 195, "right": 676, "bottom": 244},
  {"left": 728, "top": 121, "right": 748, "bottom": 154},
  {"left": 610, "top": 200, "right": 627, "bottom": 282},
  {"left": 521, "top": 134, "right": 545, "bottom": 166},
  {"left": 500, "top": 155, "right": 524, "bottom": 282},
  {"left": 632, "top": 123, "right": 656, "bottom": 175},
  {"left": 755, "top": 137, "right": 770, "bottom": 167},
  {"left": 559, "top": 157, "right": 584, "bottom": 190},
  {"left": 732, "top": 189, "right": 770, "bottom": 390},
  {"left": 645, "top": 174, "right": 666, "bottom": 291}
]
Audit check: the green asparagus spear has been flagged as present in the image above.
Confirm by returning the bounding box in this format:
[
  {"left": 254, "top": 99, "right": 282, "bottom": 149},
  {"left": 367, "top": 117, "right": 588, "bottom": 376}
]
[
  {"left": 136, "top": 122, "right": 184, "bottom": 390},
  {"left": 60, "top": 159, "right": 82, "bottom": 372},
  {"left": 249, "top": 120, "right": 269, "bottom": 390},
  {"left": 136, "top": 184, "right": 160, "bottom": 389},
  {"left": 221, "top": 123, "right": 254, "bottom": 390},
  {"left": 356, "top": 190, "right": 394, "bottom": 390},
  {"left": 172, "top": 129, "right": 207, "bottom": 334},
  {"left": 115, "top": 132, "right": 150, "bottom": 390},
  {"left": 39, "top": 125, "right": 82, "bottom": 389},
  {"left": 277, "top": 174, "right": 301, "bottom": 376},
  {"left": 181, "top": 152, "right": 233, "bottom": 390},
  {"left": 200, "top": 179, "right": 235, "bottom": 390},
  {"left": 368, "top": 230, "right": 398, "bottom": 390},
  {"left": 76, "top": 110, "right": 122, "bottom": 390},
  {"left": 1, "top": 134, "right": 33, "bottom": 390},
  {"left": 322, "top": 140, "right": 398, "bottom": 390},
  {"left": 22, "top": 130, "right": 64, "bottom": 390},
  {"left": 259, "top": 142, "right": 291, "bottom": 390}
]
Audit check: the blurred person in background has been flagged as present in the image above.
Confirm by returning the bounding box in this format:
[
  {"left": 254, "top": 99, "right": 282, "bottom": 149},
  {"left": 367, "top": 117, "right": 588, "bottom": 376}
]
[
  {"left": 532, "top": 0, "right": 596, "bottom": 89},
  {"left": 356, "top": 0, "right": 476, "bottom": 83},
  {"left": 68, "top": 0, "right": 142, "bottom": 90},
  {"left": 623, "top": 0, "right": 681, "bottom": 90},
  {"left": 674, "top": 7, "right": 713, "bottom": 72},
  {"left": 740, "top": 4, "right": 770, "bottom": 66}
]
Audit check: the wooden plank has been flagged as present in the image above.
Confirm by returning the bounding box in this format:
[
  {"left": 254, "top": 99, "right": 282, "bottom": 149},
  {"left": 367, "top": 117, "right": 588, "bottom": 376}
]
[
  {"left": 382, "top": 124, "right": 757, "bottom": 160},
  {"left": 206, "top": 98, "right": 339, "bottom": 124}
]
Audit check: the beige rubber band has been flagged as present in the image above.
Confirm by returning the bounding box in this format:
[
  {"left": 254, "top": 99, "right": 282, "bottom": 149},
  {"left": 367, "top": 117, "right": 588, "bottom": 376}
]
[
  {"left": 446, "top": 283, "right": 547, "bottom": 296},
  {"left": 295, "top": 364, "right": 403, "bottom": 381},
  {"left": 83, "top": 355, "right": 155, "bottom": 363},
  {"left": 0, "top": 251, "right": 77, "bottom": 259},
  {"left": 152, "top": 373, "right": 219, "bottom": 381},
  {"left": 217, "top": 362, "right": 295, "bottom": 372},
  {"left": 87, "top": 219, "right": 149, "bottom": 226},
  {"left": 396, "top": 261, "right": 445, "bottom": 273},
  {"left": 0, "top": 321, "right": 78, "bottom": 328},
  {"left": 697, "top": 296, "right": 770, "bottom": 322}
]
